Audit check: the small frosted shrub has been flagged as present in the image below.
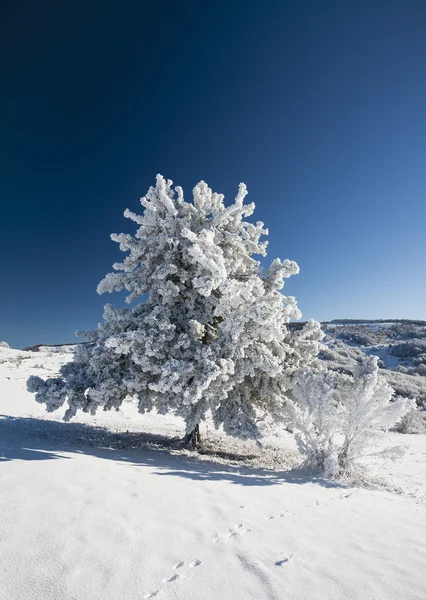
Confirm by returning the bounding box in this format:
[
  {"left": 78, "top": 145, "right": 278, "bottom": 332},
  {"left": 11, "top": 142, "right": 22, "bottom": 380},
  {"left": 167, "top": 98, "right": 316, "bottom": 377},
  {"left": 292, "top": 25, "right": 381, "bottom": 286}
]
[
  {"left": 396, "top": 409, "right": 426, "bottom": 434},
  {"left": 287, "top": 356, "right": 415, "bottom": 478}
]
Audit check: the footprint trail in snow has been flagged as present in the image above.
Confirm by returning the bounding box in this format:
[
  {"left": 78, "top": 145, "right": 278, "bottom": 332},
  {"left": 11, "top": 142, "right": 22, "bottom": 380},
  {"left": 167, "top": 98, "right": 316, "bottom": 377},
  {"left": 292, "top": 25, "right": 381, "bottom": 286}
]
[
  {"left": 143, "top": 559, "right": 203, "bottom": 599},
  {"left": 213, "top": 523, "right": 251, "bottom": 543}
]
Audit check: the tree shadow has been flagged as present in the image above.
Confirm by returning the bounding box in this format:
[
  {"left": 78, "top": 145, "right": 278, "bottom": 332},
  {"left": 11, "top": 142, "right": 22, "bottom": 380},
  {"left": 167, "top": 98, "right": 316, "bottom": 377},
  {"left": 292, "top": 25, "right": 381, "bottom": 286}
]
[
  {"left": 0, "top": 414, "right": 346, "bottom": 488},
  {"left": 0, "top": 447, "right": 68, "bottom": 462}
]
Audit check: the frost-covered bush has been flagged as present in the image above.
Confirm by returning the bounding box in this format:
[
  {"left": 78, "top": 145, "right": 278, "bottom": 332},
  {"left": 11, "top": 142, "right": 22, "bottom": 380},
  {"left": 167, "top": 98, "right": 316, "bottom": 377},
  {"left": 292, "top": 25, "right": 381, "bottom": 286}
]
[
  {"left": 0, "top": 341, "right": 9, "bottom": 348},
  {"left": 382, "top": 370, "right": 426, "bottom": 409},
  {"left": 28, "top": 175, "right": 323, "bottom": 445},
  {"left": 394, "top": 360, "right": 426, "bottom": 377},
  {"left": 416, "top": 363, "right": 426, "bottom": 376},
  {"left": 389, "top": 340, "right": 426, "bottom": 359},
  {"left": 327, "top": 325, "right": 385, "bottom": 346},
  {"left": 395, "top": 409, "right": 426, "bottom": 434},
  {"left": 318, "top": 339, "right": 366, "bottom": 375},
  {"left": 286, "top": 356, "right": 415, "bottom": 478},
  {"left": 390, "top": 324, "right": 426, "bottom": 340}
]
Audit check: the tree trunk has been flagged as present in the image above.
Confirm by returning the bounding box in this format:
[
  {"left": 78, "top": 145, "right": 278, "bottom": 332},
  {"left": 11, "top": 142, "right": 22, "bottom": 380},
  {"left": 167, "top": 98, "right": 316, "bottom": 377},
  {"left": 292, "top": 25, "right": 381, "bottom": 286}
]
[{"left": 184, "top": 424, "right": 201, "bottom": 449}]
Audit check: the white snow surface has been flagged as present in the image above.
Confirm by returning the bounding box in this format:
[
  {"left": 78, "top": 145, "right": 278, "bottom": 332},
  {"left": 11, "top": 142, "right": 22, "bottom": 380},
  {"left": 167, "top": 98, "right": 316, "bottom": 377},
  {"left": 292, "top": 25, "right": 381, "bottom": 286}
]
[{"left": 1, "top": 347, "right": 426, "bottom": 600}]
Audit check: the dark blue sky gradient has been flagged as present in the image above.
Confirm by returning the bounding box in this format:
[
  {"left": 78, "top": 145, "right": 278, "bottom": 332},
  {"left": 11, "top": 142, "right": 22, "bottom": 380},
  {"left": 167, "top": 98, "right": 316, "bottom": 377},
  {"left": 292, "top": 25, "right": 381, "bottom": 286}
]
[{"left": 1, "top": 1, "right": 425, "bottom": 348}]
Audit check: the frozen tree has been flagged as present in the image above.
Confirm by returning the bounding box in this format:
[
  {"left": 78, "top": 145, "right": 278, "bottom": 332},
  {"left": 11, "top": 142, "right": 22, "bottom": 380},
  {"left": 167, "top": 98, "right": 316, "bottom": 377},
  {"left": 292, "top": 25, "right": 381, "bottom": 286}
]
[
  {"left": 287, "top": 356, "right": 416, "bottom": 478},
  {"left": 28, "top": 175, "right": 323, "bottom": 446},
  {"left": 0, "top": 341, "right": 9, "bottom": 348}
]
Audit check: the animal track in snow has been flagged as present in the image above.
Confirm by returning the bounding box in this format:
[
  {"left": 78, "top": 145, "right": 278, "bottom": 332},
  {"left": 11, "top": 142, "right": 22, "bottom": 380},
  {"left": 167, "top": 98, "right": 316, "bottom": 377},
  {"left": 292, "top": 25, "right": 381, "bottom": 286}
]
[
  {"left": 275, "top": 553, "right": 295, "bottom": 566},
  {"left": 143, "top": 558, "right": 203, "bottom": 599},
  {"left": 188, "top": 559, "right": 203, "bottom": 568},
  {"left": 338, "top": 492, "right": 357, "bottom": 499},
  {"left": 213, "top": 523, "right": 251, "bottom": 543},
  {"left": 163, "top": 574, "right": 179, "bottom": 583},
  {"left": 268, "top": 510, "right": 287, "bottom": 520}
]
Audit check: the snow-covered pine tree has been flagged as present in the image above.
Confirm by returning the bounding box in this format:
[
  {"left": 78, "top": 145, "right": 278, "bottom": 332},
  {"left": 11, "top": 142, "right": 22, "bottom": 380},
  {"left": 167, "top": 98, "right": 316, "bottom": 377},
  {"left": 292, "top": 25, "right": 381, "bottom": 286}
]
[{"left": 28, "top": 175, "right": 323, "bottom": 446}]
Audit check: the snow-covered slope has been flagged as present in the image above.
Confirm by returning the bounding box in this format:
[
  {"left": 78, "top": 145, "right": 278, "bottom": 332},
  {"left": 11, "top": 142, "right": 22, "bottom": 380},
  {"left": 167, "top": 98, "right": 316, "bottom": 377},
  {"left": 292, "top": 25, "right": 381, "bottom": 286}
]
[
  {"left": 320, "top": 321, "right": 426, "bottom": 410},
  {"left": 1, "top": 348, "right": 426, "bottom": 600}
]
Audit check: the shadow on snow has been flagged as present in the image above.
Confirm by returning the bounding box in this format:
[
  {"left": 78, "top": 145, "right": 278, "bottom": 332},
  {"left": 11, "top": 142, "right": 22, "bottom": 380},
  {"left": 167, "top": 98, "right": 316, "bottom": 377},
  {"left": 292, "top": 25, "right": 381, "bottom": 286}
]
[{"left": 0, "top": 414, "right": 345, "bottom": 489}]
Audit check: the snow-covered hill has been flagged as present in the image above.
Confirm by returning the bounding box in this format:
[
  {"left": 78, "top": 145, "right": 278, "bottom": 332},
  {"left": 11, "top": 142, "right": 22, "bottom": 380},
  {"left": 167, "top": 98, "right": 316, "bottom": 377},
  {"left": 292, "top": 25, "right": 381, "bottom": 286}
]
[
  {"left": 320, "top": 321, "right": 426, "bottom": 419},
  {"left": 1, "top": 347, "right": 426, "bottom": 600}
]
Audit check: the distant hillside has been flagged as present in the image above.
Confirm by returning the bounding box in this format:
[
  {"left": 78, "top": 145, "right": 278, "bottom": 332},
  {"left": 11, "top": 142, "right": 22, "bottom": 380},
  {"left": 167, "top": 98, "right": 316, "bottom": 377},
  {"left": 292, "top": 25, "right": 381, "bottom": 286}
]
[
  {"left": 320, "top": 320, "right": 426, "bottom": 409},
  {"left": 23, "top": 343, "right": 80, "bottom": 353}
]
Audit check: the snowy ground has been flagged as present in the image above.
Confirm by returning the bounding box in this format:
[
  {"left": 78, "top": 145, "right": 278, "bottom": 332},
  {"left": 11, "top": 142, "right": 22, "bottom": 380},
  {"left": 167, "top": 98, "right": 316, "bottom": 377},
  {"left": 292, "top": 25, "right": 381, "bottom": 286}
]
[{"left": 1, "top": 348, "right": 426, "bottom": 600}]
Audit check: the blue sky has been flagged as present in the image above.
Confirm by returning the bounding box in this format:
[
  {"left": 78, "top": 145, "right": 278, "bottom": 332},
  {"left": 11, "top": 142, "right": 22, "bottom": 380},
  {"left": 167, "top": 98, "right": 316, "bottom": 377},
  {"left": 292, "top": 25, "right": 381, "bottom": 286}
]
[{"left": 1, "top": 0, "right": 425, "bottom": 348}]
